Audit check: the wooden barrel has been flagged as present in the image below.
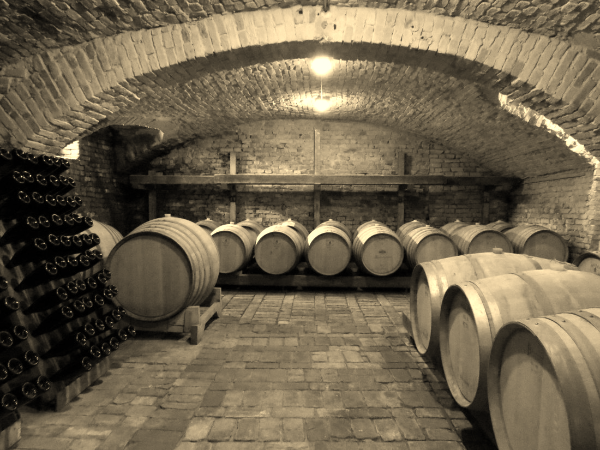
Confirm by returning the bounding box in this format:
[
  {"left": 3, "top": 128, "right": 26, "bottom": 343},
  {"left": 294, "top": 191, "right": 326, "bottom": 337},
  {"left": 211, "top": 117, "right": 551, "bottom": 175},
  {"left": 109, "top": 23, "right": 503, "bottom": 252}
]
[
  {"left": 439, "top": 269, "right": 600, "bottom": 411},
  {"left": 306, "top": 226, "right": 352, "bottom": 276},
  {"left": 352, "top": 223, "right": 404, "bottom": 276},
  {"left": 396, "top": 220, "right": 427, "bottom": 241},
  {"left": 196, "top": 218, "right": 221, "bottom": 234},
  {"left": 449, "top": 224, "right": 513, "bottom": 254},
  {"left": 353, "top": 220, "right": 385, "bottom": 241},
  {"left": 504, "top": 224, "right": 569, "bottom": 261},
  {"left": 488, "top": 307, "right": 600, "bottom": 450},
  {"left": 441, "top": 219, "right": 469, "bottom": 236},
  {"left": 486, "top": 220, "right": 514, "bottom": 232},
  {"left": 81, "top": 220, "right": 123, "bottom": 279},
  {"left": 316, "top": 219, "right": 351, "bottom": 241},
  {"left": 255, "top": 225, "right": 304, "bottom": 275},
  {"left": 211, "top": 224, "right": 253, "bottom": 274},
  {"left": 279, "top": 219, "right": 309, "bottom": 254},
  {"left": 573, "top": 251, "right": 600, "bottom": 275},
  {"left": 402, "top": 225, "right": 458, "bottom": 268},
  {"left": 410, "top": 251, "right": 578, "bottom": 362},
  {"left": 236, "top": 219, "right": 265, "bottom": 244},
  {"left": 107, "top": 217, "right": 219, "bottom": 321}
]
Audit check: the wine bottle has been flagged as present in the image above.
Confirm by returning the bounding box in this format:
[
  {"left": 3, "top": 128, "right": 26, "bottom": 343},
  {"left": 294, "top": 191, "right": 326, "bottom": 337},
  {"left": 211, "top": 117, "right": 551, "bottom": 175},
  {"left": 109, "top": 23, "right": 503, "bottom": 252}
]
[
  {"left": 16, "top": 262, "right": 58, "bottom": 291},
  {"left": 0, "top": 331, "right": 13, "bottom": 350},
  {"left": 43, "top": 331, "right": 90, "bottom": 358},
  {"left": 46, "top": 175, "right": 61, "bottom": 193},
  {"left": 113, "top": 327, "right": 130, "bottom": 343},
  {"left": 71, "top": 215, "right": 93, "bottom": 234},
  {"left": 61, "top": 195, "right": 82, "bottom": 214},
  {"left": 6, "top": 237, "right": 48, "bottom": 268},
  {"left": 12, "top": 381, "right": 38, "bottom": 405},
  {"left": 110, "top": 307, "right": 126, "bottom": 321},
  {"left": 89, "top": 294, "right": 105, "bottom": 310},
  {"left": 103, "top": 314, "right": 117, "bottom": 330},
  {"left": 0, "top": 216, "right": 39, "bottom": 246},
  {"left": 58, "top": 254, "right": 90, "bottom": 278},
  {"left": 125, "top": 325, "right": 136, "bottom": 338},
  {"left": 107, "top": 336, "right": 120, "bottom": 351},
  {"left": 61, "top": 213, "right": 75, "bottom": 232},
  {"left": 75, "top": 278, "right": 87, "bottom": 294},
  {"left": 5, "top": 358, "right": 23, "bottom": 378},
  {"left": 0, "top": 171, "right": 29, "bottom": 197},
  {"left": 92, "top": 318, "right": 106, "bottom": 334},
  {"left": 0, "top": 393, "right": 18, "bottom": 417},
  {"left": 44, "top": 214, "right": 64, "bottom": 233},
  {"left": 80, "top": 322, "right": 97, "bottom": 338},
  {"left": 0, "top": 191, "right": 31, "bottom": 221},
  {"left": 0, "top": 148, "right": 15, "bottom": 179},
  {"left": 86, "top": 345, "right": 102, "bottom": 360},
  {"left": 70, "top": 299, "right": 87, "bottom": 317},
  {"left": 50, "top": 356, "right": 93, "bottom": 382},
  {"left": 85, "top": 250, "right": 102, "bottom": 271},
  {"left": 37, "top": 155, "right": 58, "bottom": 175},
  {"left": 54, "top": 158, "right": 70, "bottom": 176},
  {"left": 81, "top": 296, "right": 94, "bottom": 310},
  {"left": 83, "top": 276, "right": 98, "bottom": 292},
  {"left": 0, "top": 297, "right": 19, "bottom": 315},
  {"left": 33, "top": 306, "right": 74, "bottom": 336},
  {"left": 11, "top": 149, "right": 38, "bottom": 172},
  {"left": 0, "top": 276, "right": 8, "bottom": 292},
  {"left": 24, "top": 286, "right": 69, "bottom": 313},
  {"left": 35, "top": 375, "right": 52, "bottom": 394},
  {"left": 11, "top": 326, "right": 28, "bottom": 343},
  {"left": 99, "top": 342, "right": 112, "bottom": 357}
]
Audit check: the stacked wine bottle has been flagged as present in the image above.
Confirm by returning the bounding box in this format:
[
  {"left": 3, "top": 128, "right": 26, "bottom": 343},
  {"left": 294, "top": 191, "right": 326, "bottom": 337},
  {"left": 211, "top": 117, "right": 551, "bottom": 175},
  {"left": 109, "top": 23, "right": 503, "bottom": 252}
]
[{"left": 0, "top": 148, "right": 134, "bottom": 418}]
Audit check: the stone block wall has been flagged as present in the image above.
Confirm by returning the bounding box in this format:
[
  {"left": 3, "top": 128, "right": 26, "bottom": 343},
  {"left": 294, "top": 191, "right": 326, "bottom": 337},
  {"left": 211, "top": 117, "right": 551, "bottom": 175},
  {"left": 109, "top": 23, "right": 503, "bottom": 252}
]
[{"left": 151, "top": 119, "right": 507, "bottom": 233}]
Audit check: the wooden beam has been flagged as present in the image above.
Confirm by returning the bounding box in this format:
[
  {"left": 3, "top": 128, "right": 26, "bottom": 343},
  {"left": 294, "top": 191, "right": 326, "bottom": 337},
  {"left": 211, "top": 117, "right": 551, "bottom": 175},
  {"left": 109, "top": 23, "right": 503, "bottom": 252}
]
[
  {"left": 314, "top": 185, "right": 321, "bottom": 228},
  {"left": 148, "top": 170, "right": 157, "bottom": 220},
  {"left": 229, "top": 152, "right": 236, "bottom": 223},
  {"left": 314, "top": 129, "right": 320, "bottom": 175},
  {"left": 397, "top": 185, "right": 406, "bottom": 227},
  {"left": 130, "top": 174, "right": 521, "bottom": 187},
  {"left": 482, "top": 189, "right": 491, "bottom": 225}
]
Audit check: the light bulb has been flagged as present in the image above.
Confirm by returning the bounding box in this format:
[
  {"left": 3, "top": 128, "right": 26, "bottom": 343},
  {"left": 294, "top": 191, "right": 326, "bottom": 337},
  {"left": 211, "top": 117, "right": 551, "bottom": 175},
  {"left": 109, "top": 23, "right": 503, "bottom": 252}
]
[
  {"left": 314, "top": 98, "right": 331, "bottom": 112},
  {"left": 311, "top": 57, "right": 333, "bottom": 76}
]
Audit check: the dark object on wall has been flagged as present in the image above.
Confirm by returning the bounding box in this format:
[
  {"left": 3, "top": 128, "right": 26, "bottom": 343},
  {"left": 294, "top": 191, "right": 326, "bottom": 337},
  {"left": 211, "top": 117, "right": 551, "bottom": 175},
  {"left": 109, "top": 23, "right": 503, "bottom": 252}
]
[{"left": 112, "top": 125, "right": 164, "bottom": 174}]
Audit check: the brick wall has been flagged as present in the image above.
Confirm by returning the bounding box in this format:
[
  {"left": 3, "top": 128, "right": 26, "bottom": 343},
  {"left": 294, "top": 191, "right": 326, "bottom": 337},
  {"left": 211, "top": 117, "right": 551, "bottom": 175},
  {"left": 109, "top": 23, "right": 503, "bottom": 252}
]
[
  {"left": 151, "top": 119, "right": 506, "bottom": 233},
  {"left": 69, "top": 128, "right": 148, "bottom": 235},
  {"left": 509, "top": 168, "right": 595, "bottom": 261}
]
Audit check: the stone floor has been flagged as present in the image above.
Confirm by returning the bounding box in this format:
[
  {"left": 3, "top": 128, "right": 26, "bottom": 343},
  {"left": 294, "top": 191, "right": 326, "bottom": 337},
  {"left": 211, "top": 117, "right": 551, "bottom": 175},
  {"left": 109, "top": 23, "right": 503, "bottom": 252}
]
[{"left": 16, "top": 289, "right": 497, "bottom": 450}]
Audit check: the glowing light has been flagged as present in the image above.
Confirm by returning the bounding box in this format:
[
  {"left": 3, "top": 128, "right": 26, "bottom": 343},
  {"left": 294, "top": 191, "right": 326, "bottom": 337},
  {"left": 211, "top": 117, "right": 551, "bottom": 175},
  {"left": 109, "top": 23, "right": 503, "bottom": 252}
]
[
  {"left": 311, "top": 57, "right": 333, "bottom": 76},
  {"left": 314, "top": 97, "right": 331, "bottom": 112},
  {"left": 60, "top": 140, "right": 80, "bottom": 160}
]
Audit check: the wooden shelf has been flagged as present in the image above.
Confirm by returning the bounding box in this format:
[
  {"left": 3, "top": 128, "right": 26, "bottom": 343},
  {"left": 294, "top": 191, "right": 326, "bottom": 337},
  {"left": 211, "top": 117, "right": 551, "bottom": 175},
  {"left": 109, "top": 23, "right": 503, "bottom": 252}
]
[{"left": 130, "top": 174, "right": 521, "bottom": 189}]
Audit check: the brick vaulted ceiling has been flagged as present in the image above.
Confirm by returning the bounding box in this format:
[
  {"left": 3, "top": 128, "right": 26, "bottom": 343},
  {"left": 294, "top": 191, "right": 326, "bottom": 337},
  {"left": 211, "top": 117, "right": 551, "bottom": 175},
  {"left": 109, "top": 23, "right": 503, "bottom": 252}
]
[{"left": 1, "top": 2, "right": 600, "bottom": 178}]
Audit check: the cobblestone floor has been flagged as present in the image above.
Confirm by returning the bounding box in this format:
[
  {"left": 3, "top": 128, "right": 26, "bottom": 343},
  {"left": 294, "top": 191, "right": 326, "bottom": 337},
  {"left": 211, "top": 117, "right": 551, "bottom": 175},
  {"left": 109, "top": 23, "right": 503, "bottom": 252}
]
[{"left": 17, "top": 289, "right": 497, "bottom": 450}]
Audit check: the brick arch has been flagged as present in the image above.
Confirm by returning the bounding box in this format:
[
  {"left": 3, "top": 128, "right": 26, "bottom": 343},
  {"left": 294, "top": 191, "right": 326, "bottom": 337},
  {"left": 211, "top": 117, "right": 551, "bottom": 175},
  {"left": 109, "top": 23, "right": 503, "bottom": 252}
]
[{"left": 0, "top": 6, "right": 598, "bottom": 158}]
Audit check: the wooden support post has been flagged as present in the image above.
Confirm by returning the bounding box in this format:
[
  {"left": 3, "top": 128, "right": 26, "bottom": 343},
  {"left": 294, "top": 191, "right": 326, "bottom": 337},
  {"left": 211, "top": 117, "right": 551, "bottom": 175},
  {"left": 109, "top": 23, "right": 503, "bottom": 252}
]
[
  {"left": 314, "top": 185, "right": 321, "bottom": 228},
  {"left": 397, "top": 151, "right": 406, "bottom": 176},
  {"left": 230, "top": 152, "right": 237, "bottom": 223},
  {"left": 148, "top": 170, "right": 157, "bottom": 220},
  {"left": 482, "top": 188, "right": 491, "bottom": 225},
  {"left": 314, "top": 129, "right": 320, "bottom": 175},
  {"left": 398, "top": 185, "right": 406, "bottom": 227}
]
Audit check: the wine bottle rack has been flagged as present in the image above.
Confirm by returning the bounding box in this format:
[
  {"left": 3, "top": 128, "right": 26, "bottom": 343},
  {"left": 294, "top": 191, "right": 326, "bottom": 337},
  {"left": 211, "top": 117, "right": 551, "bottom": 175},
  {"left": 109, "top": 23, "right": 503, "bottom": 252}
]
[{"left": 0, "top": 150, "right": 133, "bottom": 422}]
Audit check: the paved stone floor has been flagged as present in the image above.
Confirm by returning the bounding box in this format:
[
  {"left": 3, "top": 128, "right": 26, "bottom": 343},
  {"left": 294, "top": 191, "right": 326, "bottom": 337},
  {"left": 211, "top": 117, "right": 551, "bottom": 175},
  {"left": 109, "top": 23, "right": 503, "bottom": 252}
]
[{"left": 17, "top": 289, "right": 497, "bottom": 450}]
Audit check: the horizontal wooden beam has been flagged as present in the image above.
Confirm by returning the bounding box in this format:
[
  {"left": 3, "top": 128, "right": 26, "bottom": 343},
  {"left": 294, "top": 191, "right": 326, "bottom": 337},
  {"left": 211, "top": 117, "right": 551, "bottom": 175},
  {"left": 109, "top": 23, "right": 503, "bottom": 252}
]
[{"left": 130, "top": 174, "right": 521, "bottom": 188}]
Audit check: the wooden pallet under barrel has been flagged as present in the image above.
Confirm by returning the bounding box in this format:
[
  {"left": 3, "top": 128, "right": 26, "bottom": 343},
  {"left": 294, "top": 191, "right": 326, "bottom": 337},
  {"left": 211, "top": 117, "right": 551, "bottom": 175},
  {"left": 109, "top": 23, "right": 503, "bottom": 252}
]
[{"left": 123, "top": 288, "right": 223, "bottom": 345}]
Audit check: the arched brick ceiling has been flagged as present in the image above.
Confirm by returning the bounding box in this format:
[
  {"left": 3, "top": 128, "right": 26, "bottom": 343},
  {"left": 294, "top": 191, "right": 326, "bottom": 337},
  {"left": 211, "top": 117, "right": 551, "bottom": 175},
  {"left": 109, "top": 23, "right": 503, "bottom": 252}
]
[
  {"left": 104, "top": 55, "right": 587, "bottom": 179},
  {"left": 0, "top": 5, "right": 599, "bottom": 180},
  {"left": 0, "top": 0, "right": 598, "bottom": 69}
]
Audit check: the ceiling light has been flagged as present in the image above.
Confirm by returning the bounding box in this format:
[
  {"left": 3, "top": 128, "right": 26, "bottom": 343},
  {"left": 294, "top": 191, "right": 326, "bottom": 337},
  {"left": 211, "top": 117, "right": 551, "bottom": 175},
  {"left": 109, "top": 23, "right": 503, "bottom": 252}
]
[
  {"left": 311, "top": 57, "right": 333, "bottom": 76},
  {"left": 314, "top": 97, "right": 331, "bottom": 112}
]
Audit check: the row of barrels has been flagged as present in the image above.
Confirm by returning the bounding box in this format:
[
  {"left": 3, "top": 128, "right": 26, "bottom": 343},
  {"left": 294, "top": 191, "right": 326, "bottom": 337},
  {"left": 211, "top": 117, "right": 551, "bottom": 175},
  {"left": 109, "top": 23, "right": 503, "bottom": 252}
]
[
  {"left": 203, "top": 218, "right": 405, "bottom": 277},
  {"left": 409, "top": 251, "right": 600, "bottom": 449}
]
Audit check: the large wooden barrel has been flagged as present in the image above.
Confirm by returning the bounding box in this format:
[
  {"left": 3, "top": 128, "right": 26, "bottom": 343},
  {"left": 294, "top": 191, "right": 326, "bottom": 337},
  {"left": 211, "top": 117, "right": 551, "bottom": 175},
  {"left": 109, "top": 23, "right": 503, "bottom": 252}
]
[
  {"left": 279, "top": 219, "right": 309, "bottom": 254},
  {"left": 410, "top": 251, "right": 577, "bottom": 362},
  {"left": 316, "top": 219, "right": 351, "bottom": 240},
  {"left": 449, "top": 224, "right": 513, "bottom": 254},
  {"left": 486, "top": 220, "right": 514, "bottom": 232},
  {"left": 402, "top": 225, "right": 458, "bottom": 268},
  {"left": 573, "top": 251, "right": 600, "bottom": 275},
  {"left": 352, "top": 220, "right": 385, "bottom": 241},
  {"left": 504, "top": 224, "right": 569, "bottom": 261},
  {"left": 352, "top": 223, "right": 404, "bottom": 276},
  {"left": 306, "top": 226, "right": 352, "bottom": 276},
  {"left": 255, "top": 225, "right": 304, "bottom": 275},
  {"left": 196, "top": 218, "right": 221, "bottom": 234},
  {"left": 81, "top": 220, "right": 123, "bottom": 279},
  {"left": 396, "top": 220, "right": 427, "bottom": 241},
  {"left": 439, "top": 269, "right": 600, "bottom": 411},
  {"left": 211, "top": 224, "right": 253, "bottom": 274},
  {"left": 236, "top": 219, "right": 265, "bottom": 244},
  {"left": 107, "top": 217, "right": 219, "bottom": 321},
  {"left": 488, "top": 308, "right": 600, "bottom": 450},
  {"left": 441, "top": 219, "right": 469, "bottom": 236}
]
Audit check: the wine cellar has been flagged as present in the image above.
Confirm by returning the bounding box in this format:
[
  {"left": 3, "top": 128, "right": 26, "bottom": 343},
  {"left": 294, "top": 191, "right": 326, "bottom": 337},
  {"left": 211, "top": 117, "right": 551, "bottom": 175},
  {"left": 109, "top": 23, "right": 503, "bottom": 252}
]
[{"left": 2, "top": 3, "right": 600, "bottom": 449}]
